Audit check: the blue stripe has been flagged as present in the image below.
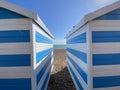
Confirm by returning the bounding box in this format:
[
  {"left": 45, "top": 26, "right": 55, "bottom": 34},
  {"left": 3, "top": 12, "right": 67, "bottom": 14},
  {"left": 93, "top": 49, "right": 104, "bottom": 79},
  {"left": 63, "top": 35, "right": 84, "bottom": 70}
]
[
  {"left": 93, "top": 76, "right": 120, "bottom": 88},
  {"left": 67, "top": 55, "right": 88, "bottom": 84},
  {"left": 0, "top": 8, "right": 27, "bottom": 19},
  {"left": 41, "top": 67, "right": 51, "bottom": 90},
  {"left": 95, "top": 9, "right": 120, "bottom": 20},
  {"left": 36, "top": 31, "right": 53, "bottom": 44},
  {"left": 67, "top": 33, "right": 86, "bottom": 44},
  {"left": 67, "top": 48, "right": 87, "bottom": 63},
  {"left": 0, "top": 78, "right": 31, "bottom": 90},
  {"left": 68, "top": 63, "right": 84, "bottom": 90},
  {"left": 36, "top": 48, "right": 53, "bottom": 64},
  {"left": 37, "top": 57, "right": 52, "bottom": 85},
  {"left": 92, "top": 31, "right": 120, "bottom": 43},
  {"left": 0, "top": 30, "right": 30, "bottom": 43},
  {"left": 93, "top": 54, "right": 120, "bottom": 65},
  {"left": 0, "top": 54, "right": 31, "bottom": 67}
]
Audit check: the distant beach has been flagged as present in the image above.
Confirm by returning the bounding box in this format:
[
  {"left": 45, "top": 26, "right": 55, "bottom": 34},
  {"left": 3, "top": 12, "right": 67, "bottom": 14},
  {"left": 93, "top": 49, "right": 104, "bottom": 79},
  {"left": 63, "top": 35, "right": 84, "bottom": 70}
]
[
  {"left": 54, "top": 44, "right": 66, "bottom": 49},
  {"left": 47, "top": 50, "right": 76, "bottom": 90}
]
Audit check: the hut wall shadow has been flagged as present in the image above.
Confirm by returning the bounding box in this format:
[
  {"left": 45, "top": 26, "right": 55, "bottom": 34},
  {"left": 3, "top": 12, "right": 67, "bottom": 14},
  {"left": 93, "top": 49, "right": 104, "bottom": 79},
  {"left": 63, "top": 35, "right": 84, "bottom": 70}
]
[
  {"left": 47, "top": 67, "right": 76, "bottom": 90},
  {"left": 47, "top": 50, "right": 76, "bottom": 90}
]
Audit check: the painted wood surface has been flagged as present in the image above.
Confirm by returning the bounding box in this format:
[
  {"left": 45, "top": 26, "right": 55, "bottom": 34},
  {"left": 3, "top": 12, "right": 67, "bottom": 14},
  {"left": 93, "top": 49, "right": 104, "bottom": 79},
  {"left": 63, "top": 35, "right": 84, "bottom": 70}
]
[
  {"left": 66, "top": 8, "right": 120, "bottom": 90},
  {"left": 0, "top": 6, "right": 54, "bottom": 90}
]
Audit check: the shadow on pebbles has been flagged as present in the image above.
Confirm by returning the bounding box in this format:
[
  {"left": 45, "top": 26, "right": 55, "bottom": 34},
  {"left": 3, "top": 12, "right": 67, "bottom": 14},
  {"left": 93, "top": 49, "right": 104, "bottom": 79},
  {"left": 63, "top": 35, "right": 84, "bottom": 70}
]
[{"left": 47, "top": 50, "right": 76, "bottom": 90}]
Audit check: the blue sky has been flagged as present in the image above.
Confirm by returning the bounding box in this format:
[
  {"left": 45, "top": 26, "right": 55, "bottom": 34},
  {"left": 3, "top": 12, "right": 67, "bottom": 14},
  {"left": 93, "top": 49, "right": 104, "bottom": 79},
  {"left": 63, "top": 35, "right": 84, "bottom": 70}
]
[{"left": 6, "top": 0, "right": 118, "bottom": 43}]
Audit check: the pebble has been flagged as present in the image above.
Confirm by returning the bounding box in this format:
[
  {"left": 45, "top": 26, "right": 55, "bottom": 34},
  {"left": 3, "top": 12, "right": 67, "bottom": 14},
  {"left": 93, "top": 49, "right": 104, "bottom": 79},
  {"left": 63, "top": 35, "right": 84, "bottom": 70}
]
[{"left": 47, "top": 50, "right": 76, "bottom": 90}]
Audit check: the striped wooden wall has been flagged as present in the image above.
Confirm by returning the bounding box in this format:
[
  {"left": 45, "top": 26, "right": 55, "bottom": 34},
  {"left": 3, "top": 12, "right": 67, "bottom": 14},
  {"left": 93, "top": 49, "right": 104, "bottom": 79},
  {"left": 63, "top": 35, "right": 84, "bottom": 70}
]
[
  {"left": 66, "top": 9, "right": 120, "bottom": 90},
  {"left": 0, "top": 9, "right": 32, "bottom": 89},
  {"left": 66, "top": 24, "right": 89, "bottom": 90},
  {"left": 0, "top": 8, "right": 53, "bottom": 90},
  {"left": 91, "top": 20, "right": 120, "bottom": 90},
  {"left": 33, "top": 22, "right": 53, "bottom": 90}
]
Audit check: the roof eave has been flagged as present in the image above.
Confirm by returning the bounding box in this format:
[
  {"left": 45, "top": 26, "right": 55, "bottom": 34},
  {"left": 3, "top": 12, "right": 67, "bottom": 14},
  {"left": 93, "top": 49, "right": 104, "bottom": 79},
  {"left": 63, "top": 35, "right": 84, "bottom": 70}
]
[
  {"left": 0, "top": 0, "right": 54, "bottom": 39},
  {"left": 0, "top": 0, "right": 37, "bottom": 20},
  {"left": 66, "top": 1, "right": 120, "bottom": 38},
  {"left": 34, "top": 19, "right": 54, "bottom": 39}
]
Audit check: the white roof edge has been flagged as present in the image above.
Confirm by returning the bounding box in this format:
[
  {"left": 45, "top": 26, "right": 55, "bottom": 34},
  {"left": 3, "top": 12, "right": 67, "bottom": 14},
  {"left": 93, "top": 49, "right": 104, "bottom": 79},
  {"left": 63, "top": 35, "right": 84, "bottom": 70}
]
[
  {"left": 0, "top": 0, "right": 37, "bottom": 19},
  {"left": 34, "top": 18, "right": 54, "bottom": 39},
  {"left": 0, "top": 0, "right": 54, "bottom": 38},
  {"left": 66, "top": 1, "right": 120, "bottom": 38}
]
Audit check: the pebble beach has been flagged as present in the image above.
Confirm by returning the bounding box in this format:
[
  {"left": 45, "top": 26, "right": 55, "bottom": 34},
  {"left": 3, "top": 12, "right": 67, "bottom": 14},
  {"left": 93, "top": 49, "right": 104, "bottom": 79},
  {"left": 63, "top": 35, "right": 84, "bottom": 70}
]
[{"left": 47, "top": 49, "right": 76, "bottom": 90}]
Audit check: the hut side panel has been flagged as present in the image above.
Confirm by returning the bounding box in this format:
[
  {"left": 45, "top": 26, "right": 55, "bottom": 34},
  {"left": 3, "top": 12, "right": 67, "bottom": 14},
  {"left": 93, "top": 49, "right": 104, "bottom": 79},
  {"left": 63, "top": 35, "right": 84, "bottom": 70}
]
[
  {"left": 0, "top": 2, "right": 54, "bottom": 90},
  {"left": 66, "top": 24, "right": 90, "bottom": 90},
  {"left": 66, "top": 2, "right": 120, "bottom": 90},
  {"left": 33, "top": 23, "right": 53, "bottom": 90},
  {"left": 0, "top": 8, "right": 32, "bottom": 90},
  {"left": 90, "top": 20, "right": 120, "bottom": 90}
]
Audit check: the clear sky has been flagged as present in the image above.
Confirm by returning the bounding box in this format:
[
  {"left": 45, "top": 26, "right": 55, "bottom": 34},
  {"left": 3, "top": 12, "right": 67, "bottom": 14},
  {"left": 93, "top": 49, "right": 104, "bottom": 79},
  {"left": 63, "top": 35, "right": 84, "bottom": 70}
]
[{"left": 6, "top": 0, "right": 119, "bottom": 42}]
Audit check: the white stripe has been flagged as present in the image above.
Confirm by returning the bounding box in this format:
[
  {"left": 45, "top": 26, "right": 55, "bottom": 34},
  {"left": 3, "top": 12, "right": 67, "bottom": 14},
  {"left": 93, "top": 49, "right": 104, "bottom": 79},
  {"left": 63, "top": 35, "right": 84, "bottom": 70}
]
[
  {"left": 51, "top": 51, "right": 54, "bottom": 72},
  {"left": 93, "top": 86, "right": 120, "bottom": 90},
  {"left": 0, "top": 24, "right": 31, "bottom": 31},
  {"left": 44, "top": 70, "right": 51, "bottom": 90},
  {"left": 67, "top": 64, "right": 80, "bottom": 90},
  {"left": 36, "top": 46, "right": 52, "bottom": 53},
  {"left": 67, "top": 60, "right": 88, "bottom": 90},
  {"left": 35, "top": 53, "right": 53, "bottom": 70},
  {"left": 35, "top": 53, "right": 53, "bottom": 75},
  {"left": 67, "top": 24, "right": 88, "bottom": 40},
  {"left": 0, "top": 43, "right": 31, "bottom": 54},
  {"left": 36, "top": 43, "right": 53, "bottom": 53},
  {"left": 36, "top": 54, "right": 52, "bottom": 89},
  {"left": 0, "top": 19, "right": 31, "bottom": 30},
  {"left": 33, "top": 23, "right": 52, "bottom": 40},
  {"left": 37, "top": 63, "right": 51, "bottom": 90},
  {"left": 0, "top": 19, "right": 31, "bottom": 25},
  {"left": 0, "top": 43, "right": 30, "bottom": 49},
  {"left": 34, "top": 54, "right": 52, "bottom": 90},
  {"left": 0, "top": 67, "right": 31, "bottom": 73},
  {"left": 92, "top": 26, "right": 120, "bottom": 31},
  {"left": 67, "top": 51, "right": 88, "bottom": 74},
  {"left": 0, "top": 49, "right": 31, "bottom": 55},
  {"left": 51, "top": 57, "right": 54, "bottom": 72},
  {"left": 93, "top": 65, "right": 120, "bottom": 77},
  {"left": 92, "top": 43, "right": 120, "bottom": 54},
  {"left": 67, "top": 43, "right": 87, "bottom": 53},
  {"left": 35, "top": 53, "right": 52, "bottom": 68},
  {"left": 91, "top": 20, "right": 120, "bottom": 31},
  {"left": 35, "top": 54, "right": 50, "bottom": 73},
  {"left": 91, "top": 20, "right": 120, "bottom": 26},
  {"left": 0, "top": 72, "right": 31, "bottom": 78}
]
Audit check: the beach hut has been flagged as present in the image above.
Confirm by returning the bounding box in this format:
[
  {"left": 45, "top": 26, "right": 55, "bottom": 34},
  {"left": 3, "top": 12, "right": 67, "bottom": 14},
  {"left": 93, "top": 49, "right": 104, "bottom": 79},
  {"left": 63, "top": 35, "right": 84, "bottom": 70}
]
[
  {"left": 0, "top": 0, "right": 54, "bottom": 90},
  {"left": 66, "top": 1, "right": 120, "bottom": 90}
]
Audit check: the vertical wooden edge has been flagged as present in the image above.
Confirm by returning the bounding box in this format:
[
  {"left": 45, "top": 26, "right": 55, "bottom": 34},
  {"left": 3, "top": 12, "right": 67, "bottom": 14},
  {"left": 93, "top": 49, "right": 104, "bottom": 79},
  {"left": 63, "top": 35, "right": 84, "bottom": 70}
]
[
  {"left": 87, "top": 22, "right": 93, "bottom": 90},
  {"left": 51, "top": 51, "right": 54, "bottom": 72},
  {"left": 30, "top": 20, "right": 36, "bottom": 90}
]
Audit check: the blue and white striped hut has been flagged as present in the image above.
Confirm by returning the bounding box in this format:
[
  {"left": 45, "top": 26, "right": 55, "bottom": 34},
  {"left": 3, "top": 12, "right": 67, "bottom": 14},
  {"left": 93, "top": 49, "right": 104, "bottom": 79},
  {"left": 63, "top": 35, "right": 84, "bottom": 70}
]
[
  {"left": 0, "top": 0, "right": 54, "bottom": 90},
  {"left": 66, "top": 1, "right": 120, "bottom": 90}
]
